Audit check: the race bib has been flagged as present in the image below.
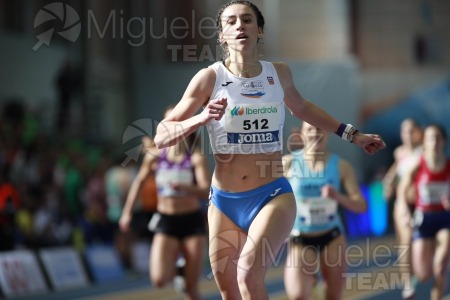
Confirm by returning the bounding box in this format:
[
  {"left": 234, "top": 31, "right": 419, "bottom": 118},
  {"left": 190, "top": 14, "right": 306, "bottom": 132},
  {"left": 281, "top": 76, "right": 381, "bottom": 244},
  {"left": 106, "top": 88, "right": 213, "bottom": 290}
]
[
  {"left": 225, "top": 102, "right": 282, "bottom": 145},
  {"left": 155, "top": 169, "right": 194, "bottom": 197},
  {"left": 418, "top": 182, "right": 449, "bottom": 205},
  {"left": 297, "top": 197, "right": 338, "bottom": 225}
]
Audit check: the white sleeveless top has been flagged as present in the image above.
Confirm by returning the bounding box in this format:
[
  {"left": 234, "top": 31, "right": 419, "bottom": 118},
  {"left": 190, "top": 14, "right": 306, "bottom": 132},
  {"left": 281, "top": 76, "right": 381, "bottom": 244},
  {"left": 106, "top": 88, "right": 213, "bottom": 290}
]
[
  {"left": 397, "top": 147, "right": 422, "bottom": 177},
  {"left": 207, "top": 61, "right": 285, "bottom": 154}
]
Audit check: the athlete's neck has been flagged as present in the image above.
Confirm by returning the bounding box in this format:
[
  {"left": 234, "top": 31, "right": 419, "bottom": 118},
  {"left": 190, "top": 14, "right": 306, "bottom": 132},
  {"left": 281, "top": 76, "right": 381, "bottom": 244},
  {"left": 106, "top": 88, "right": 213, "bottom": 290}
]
[
  {"left": 225, "top": 55, "right": 261, "bottom": 78},
  {"left": 403, "top": 143, "right": 418, "bottom": 152},
  {"left": 424, "top": 151, "right": 445, "bottom": 170}
]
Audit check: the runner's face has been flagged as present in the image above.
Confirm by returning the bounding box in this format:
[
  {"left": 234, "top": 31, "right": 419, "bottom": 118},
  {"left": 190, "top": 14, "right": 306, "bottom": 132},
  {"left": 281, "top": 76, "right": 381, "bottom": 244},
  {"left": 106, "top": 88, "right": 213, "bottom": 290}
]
[
  {"left": 400, "top": 120, "right": 416, "bottom": 146},
  {"left": 423, "top": 127, "right": 445, "bottom": 154},
  {"left": 220, "top": 4, "right": 261, "bottom": 53}
]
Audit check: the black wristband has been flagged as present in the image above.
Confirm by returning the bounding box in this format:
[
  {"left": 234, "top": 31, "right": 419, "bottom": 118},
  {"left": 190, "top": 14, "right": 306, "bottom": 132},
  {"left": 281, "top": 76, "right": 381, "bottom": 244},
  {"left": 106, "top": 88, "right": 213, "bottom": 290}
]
[
  {"left": 337, "top": 124, "right": 358, "bottom": 142},
  {"left": 335, "top": 123, "right": 346, "bottom": 138}
]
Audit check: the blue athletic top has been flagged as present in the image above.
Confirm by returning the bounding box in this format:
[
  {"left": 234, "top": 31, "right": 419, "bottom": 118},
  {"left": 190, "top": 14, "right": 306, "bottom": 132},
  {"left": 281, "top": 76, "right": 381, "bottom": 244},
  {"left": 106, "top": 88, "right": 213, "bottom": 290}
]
[{"left": 288, "top": 150, "right": 344, "bottom": 234}]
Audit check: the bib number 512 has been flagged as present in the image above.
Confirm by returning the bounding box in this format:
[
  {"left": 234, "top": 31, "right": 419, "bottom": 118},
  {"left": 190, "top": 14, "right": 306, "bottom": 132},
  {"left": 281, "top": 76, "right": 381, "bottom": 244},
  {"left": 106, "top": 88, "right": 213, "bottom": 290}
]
[{"left": 243, "top": 119, "right": 269, "bottom": 130}]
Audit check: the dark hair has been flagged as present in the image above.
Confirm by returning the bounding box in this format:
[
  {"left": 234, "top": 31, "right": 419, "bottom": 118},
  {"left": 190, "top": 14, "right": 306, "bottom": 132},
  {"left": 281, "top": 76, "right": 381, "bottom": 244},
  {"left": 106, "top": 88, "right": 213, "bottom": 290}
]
[
  {"left": 216, "top": 1, "right": 265, "bottom": 35},
  {"left": 426, "top": 123, "right": 447, "bottom": 141},
  {"left": 215, "top": 1, "right": 265, "bottom": 60},
  {"left": 402, "top": 118, "right": 419, "bottom": 127},
  {"left": 216, "top": 0, "right": 265, "bottom": 33}
]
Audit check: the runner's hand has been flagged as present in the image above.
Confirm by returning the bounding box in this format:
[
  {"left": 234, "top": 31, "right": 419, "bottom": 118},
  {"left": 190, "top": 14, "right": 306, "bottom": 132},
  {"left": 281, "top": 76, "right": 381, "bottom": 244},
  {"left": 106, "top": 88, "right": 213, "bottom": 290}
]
[
  {"left": 200, "top": 98, "right": 228, "bottom": 124},
  {"left": 321, "top": 185, "right": 338, "bottom": 201},
  {"left": 353, "top": 133, "right": 386, "bottom": 155},
  {"left": 119, "top": 213, "right": 132, "bottom": 232}
]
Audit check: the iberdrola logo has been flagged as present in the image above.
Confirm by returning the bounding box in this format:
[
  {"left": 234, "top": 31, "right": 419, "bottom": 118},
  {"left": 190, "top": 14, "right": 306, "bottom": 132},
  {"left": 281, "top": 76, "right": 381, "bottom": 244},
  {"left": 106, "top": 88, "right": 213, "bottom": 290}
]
[{"left": 230, "top": 106, "right": 245, "bottom": 117}]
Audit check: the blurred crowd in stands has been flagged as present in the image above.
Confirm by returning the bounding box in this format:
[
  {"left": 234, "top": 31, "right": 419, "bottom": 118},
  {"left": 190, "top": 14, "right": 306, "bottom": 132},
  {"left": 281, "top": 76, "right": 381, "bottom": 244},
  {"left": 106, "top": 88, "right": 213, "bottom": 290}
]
[{"left": 0, "top": 100, "right": 154, "bottom": 268}]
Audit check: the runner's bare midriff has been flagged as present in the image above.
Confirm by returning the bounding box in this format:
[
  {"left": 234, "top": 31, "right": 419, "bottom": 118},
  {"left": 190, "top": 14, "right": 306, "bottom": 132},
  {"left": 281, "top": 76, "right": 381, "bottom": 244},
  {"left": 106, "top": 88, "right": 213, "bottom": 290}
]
[
  {"left": 157, "top": 196, "right": 202, "bottom": 215},
  {"left": 212, "top": 152, "right": 284, "bottom": 192}
]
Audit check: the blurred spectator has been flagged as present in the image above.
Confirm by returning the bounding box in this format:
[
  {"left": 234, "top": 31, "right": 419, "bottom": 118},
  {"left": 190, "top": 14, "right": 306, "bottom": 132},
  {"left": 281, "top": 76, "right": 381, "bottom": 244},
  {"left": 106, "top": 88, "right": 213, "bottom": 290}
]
[
  {"left": 33, "top": 186, "right": 73, "bottom": 247},
  {"left": 76, "top": 155, "right": 116, "bottom": 246},
  {"left": 54, "top": 60, "right": 82, "bottom": 132},
  {"left": 64, "top": 146, "right": 87, "bottom": 219},
  {"left": 104, "top": 160, "right": 135, "bottom": 267},
  {"left": 105, "top": 162, "right": 133, "bottom": 224},
  {"left": 76, "top": 200, "right": 115, "bottom": 246},
  {"left": 0, "top": 168, "right": 21, "bottom": 250},
  {"left": 1, "top": 100, "right": 25, "bottom": 177},
  {"left": 0, "top": 100, "right": 155, "bottom": 272}
]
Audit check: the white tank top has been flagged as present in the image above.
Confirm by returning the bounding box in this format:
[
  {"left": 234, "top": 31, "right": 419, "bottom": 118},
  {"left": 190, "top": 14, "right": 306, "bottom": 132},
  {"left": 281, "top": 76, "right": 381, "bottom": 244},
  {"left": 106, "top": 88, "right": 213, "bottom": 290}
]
[
  {"left": 397, "top": 147, "right": 422, "bottom": 177},
  {"left": 207, "top": 61, "right": 285, "bottom": 154}
]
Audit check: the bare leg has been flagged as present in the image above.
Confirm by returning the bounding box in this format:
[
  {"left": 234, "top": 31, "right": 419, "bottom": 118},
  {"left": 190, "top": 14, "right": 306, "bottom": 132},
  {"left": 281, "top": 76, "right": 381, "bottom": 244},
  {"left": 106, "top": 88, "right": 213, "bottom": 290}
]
[
  {"left": 208, "top": 203, "right": 246, "bottom": 300},
  {"left": 182, "top": 234, "right": 207, "bottom": 300},
  {"left": 393, "top": 202, "right": 413, "bottom": 276},
  {"left": 284, "top": 240, "right": 319, "bottom": 300},
  {"left": 320, "top": 234, "right": 346, "bottom": 300},
  {"left": 412, "top": 238, "right": 434, "bottom": 283},
  {"left": 150, "top": 233, "right": 180, "bottom": 287},
  {"left": 431, "top": 229, "right": 450, "bottom": 300},
  {"left": 393, "top": 201, "right": 416, "bottom": 298},
  {"left": 237, "top": 193, "right": 296, "bottom": 300}
]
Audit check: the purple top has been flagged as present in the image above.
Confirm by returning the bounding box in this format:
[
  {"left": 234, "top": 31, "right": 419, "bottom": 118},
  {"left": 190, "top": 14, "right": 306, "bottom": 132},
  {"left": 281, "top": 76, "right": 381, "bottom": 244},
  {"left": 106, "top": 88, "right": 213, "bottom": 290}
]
[{"left": 155, "top": 149, "right": 194, "bottom": 197}]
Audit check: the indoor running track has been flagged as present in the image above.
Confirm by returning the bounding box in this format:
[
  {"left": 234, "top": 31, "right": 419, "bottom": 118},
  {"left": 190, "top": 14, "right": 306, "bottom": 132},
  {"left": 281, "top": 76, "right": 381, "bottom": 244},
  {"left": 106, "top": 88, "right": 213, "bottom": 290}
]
[{"left": 19, "top": 235, "right": 450, "bottom": 300}]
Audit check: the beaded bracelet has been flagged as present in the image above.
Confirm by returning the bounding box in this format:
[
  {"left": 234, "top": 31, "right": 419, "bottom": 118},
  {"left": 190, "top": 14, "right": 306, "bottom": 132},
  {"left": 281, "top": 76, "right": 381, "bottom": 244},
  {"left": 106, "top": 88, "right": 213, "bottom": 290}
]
[
  {"left": 335, "top": 123, "right": 359, "bottom": 143},
  {"left": 350, "top": 129, "right": 359, "bottom": 143}
]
